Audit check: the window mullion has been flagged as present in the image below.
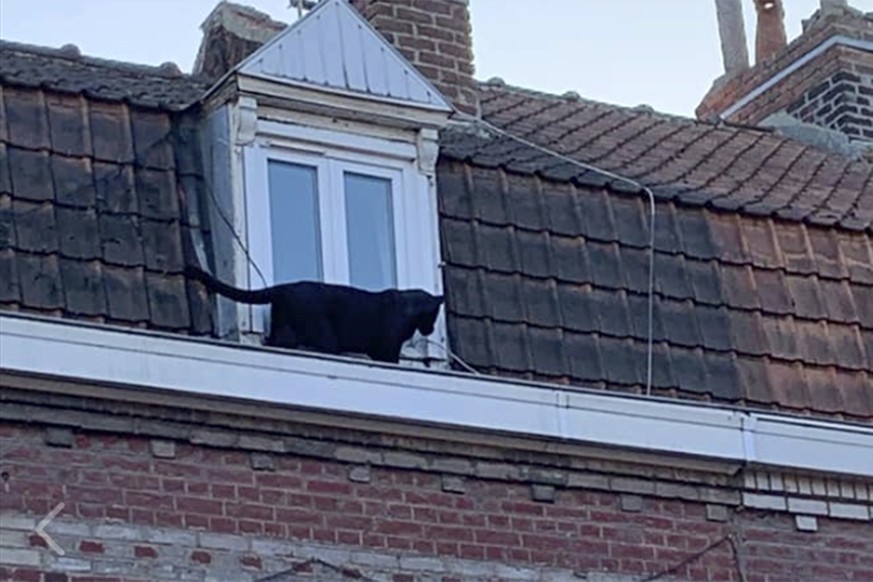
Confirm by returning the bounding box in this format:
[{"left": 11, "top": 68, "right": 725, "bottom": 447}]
[{"left": 324, "top": 159, "right": 351, "bottom": 285}]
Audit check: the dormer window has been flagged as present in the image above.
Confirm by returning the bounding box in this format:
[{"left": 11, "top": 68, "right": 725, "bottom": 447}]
[
  {"left": 199, "top": 0, "right": 453, "bottom": 364},
  {"left": 243, "top": 123, "right": 428, "bottom": 295}
]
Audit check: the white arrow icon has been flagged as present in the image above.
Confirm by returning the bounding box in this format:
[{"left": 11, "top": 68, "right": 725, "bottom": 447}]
[{"left": 34, "top": 502, "right": 65, "bottom": 555}]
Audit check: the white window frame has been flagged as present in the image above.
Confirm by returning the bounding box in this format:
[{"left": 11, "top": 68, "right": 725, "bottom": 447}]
[{"left": 241, "top": 121, "right": 445, "bottom": 361}]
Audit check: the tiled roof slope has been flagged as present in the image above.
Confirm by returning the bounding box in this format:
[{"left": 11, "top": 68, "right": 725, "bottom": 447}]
[
  {"left": 437, "top": 84, "right": 873, "bottom": 422},
  {"left": 0, "top": 41, "right": 211, "bottom": 110},
  {"left": 474, "top": 84, "right": 873, "bottom": 231},
  {"left": 0, "top": 45, "right": 213, "bottom": 335}
]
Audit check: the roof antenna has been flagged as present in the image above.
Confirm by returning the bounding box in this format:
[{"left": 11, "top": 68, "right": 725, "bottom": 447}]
[{"left": 289, "top": 0, "right": 318, "bottom": 19}]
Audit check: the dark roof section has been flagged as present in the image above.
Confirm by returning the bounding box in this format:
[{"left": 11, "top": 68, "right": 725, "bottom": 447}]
[
  {"left": 437, "top": 85, "right": 873, "bottom": 422},
  {"left": 472, "top": 83, "right": 872, "bottom": 232},
  {"left": 0, "top": 80, "right": 213, "bottom": 335},
  {"left": 0, "top": 40, "right": 211, "bottom": 110}
]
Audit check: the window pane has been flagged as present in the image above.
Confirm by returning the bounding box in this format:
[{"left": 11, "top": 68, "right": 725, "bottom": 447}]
[
  {"left": 344, "top": 172, "right": 397, "bottom": 291},
  {"left": 268, "top": 161, "right": 322, "bottom": 283}
]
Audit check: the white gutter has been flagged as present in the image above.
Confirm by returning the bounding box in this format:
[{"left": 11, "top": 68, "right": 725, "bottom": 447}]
[
  {"left": 1, "top": 313, "right": 872, "bottom": 478},
  {"left": 720, "top": 35, "right": 873, "bottom": 119}
]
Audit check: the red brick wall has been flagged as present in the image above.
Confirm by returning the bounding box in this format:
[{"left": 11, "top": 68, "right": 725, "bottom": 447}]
[
  {"left": 696, "top": 13, "right": 873, "bottom": 126},
  {"left": 2, "top": 422, "right": 873, "bottom": 581},
  {"left": 350, "top": 0, "right": 477, "bottom": 113}
]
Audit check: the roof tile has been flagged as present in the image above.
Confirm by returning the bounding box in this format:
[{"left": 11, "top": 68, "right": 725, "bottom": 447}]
[
  {"left": 0, "top": 194, "right": 13, "bottom": 248},
  {"left": 590, "top": 288, "right": 632, "bottom": 338},
  {"left": 516, "top": 230, "right": 552, "bottom": 278},
  {"left": 99, "top": 213, "right": 145, "bottom": 269},
  {"left": 12, "top": 199, "right": 57, "bottom": 254},
  {"left": 59, "top": 258, "right": 107, "bottom": 316},
  {"left": 52, "top": 156, "right": 96, "bottom": 207},
  {"left": 654, "top": 254, "right": 693, "bottom": 301},
  {"left": 0, "top": 249, "right": 20, "bottom": 304},
  {"left": 703, "top": 352, "right": 742, "bottom": 401},
  {"left": 46, "top": 93, "right": 90, "bottom": 157},
  {"left": 761, "top": 316, "right": 801, "bottom": 361},
  {"left": 89, "top": 102, "right": 134, "bottom": 163},
  {"left": 728, "top": 310, "right": 768, "bottom": 356},
  {"left": 564, "top": 331, "right": 604, "bottom": 382},
  {"left": 521, "top": 279, "right": 560, "bottom": 328},
  {"left": 753, "top": 269, "right": 793, "bottom": 315},
  {"left": 587, "top": 241, "right": 623, "bottom": 290},
  {"left": 447, "top": 315, "right": 492, "bottom": 369},
  {"left": 102, "top": 265, "right": 150, "bottom": 323},
  {"left": 807, "top": 227, "right": 847, "bottom": 279},
  {"left": 8, "top": 147, "right": 54, "bottom": 202},
  {"left": 819, "top": 279, "right": 858, "bottom": 323},
  {"left": 784, "top": 275, "right": 827, "bottom": 320},
  {"left": 135, "top": 169, "right": 179, "bottom": 221},
  {"left": 764, "top": 361, "right": 809, "bottom": 411},
  {"left": 659, "top": 298, "right": 702, "bottom": 348},
  {"left": 795, "top": 320, "right": 836, "bottom": 366},
  {"left": 696, "top": 305, "right": 733, "bottom": 351},
  {"left": 598, "top": 336, "right": 641, "bottom": 386},
  {"left": 853, "top": 284, "right": 873, "bottom": 328},
  {"left": 551, "top": 236, "right": 590, "bottom": 285},
  {"left": 0, "top": 144, "right": 11, "bottom": 195},
  {"left": 828, "top": 324, "right": 866, "bottom": 370},
  {"left": 669, "top": 346, "right": 707, "bottom": 395},
  {"left": 3, "top": 86, "right": 49, "bottom": 150},
  {"left": 721, "top": 265, "right": 760, "bottom": 310},
  {"left": 481, "top": 272, "right": 524, "bottom": 322},
  {"left": 140, "top": 219, "right": 184, "bottom": 273},
  {"left": 145, "top": 272, "right": 190, "bottom": 330},
  {"left": 94, "top": 163, "right": 137, "bottom": 214},
  {"left": 542, "top": 182, "right": 585, "bottom": 237},
  {"left": 17, "top": 252, "right": 63, "bottom": 310},
  {"left": 527, "top": 327, "right": 567, "bottom": 377},
  {"left": 490, "top": 322, "right": 531, "bottom": 373},
  {"left": 557, "top": 284, "right": 597, "bottom": 334},
  {"left": 55, "top": 206, "right": 100, "bottom": 260},
  {"left": 773, "top": 223, "right": 816, "bottom": 275}
]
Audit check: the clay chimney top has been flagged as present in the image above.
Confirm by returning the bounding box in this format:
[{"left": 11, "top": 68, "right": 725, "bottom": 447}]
[{"left": 753, "top": 0, "right": 788, "bottom": 63}]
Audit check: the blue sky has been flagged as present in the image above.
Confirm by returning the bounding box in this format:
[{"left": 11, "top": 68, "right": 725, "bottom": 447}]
[{"left": 1, "top": 0, "right": 825, "bottom": 117}]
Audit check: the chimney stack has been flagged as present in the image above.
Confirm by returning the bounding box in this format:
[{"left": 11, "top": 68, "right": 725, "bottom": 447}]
[
  {"left": 350, "top": 0, "right": 477, "bottom": 114},
  {"left": 194, "top": 2, "right": 286, "bottom": 82},
  {"left": 754, "top": 0, "right": 788, "bottom": 63},
  {"left": 821, "top": 0, "right": 849, "bottom": 10},
  {"left": 714, "top": 0, "right": 750, "bottom": 74}
]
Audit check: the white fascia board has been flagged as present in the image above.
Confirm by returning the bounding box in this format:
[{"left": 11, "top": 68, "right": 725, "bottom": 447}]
[
  {"left": 2, "top": 313, "right": 872, "bottom": 479},
  {"left": 256, "top": 119, "right": 418, "bottom": 160}
]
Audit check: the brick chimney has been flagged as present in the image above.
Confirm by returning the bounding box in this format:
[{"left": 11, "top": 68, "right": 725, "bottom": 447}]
[
  {"left": 697, "top": 1, "right": 872, "bottom": 145},
  {"left": 753, "top": 0, "right": 788, "bottom": 63},
  {"left": 350, "top": 0, "right": 477, "bottom": 114},
  {"left": 194, "top": 2, "right": 286, "bottom": 82}
]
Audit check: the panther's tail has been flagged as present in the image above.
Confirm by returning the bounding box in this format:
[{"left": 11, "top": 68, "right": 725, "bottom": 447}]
[{"left": 185, "top": 265, "right": 273, "bottom": 305}]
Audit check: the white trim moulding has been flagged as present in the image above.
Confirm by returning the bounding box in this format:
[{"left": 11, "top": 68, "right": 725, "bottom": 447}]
[{"left": 1, "top": 313, "right": 872, "bottom": 479}]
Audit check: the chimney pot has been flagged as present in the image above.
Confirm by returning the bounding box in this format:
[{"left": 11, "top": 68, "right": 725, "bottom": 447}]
[
  {"left": 754, "top": 0, "right": 788, "bottom": 63},
  {"left": 714, "top": 0, "right": 750, "bottom": 74}
]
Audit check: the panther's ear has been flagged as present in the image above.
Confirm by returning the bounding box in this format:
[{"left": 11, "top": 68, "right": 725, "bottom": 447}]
[{"left": 433, "top": 295, "right": 444, "bottom": 305}]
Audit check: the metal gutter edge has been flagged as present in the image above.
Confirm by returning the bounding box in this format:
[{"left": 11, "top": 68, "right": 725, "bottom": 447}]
[
  {"left": 719, "top": 35, "right": 873, "bottom": 119},
  {"left": 1, "top": 313, "right": 872, "bottom": 478}
]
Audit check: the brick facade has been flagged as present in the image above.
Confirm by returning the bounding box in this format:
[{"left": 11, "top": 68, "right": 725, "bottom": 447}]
[
  {"left": 1, "top": 389, "right": 872, "bottom": 582},
  {"left": 786, "top": 63, "right": 873, "bottom": 141},
  {"left": 697, "top": 8, "right": 873, "bottom": 136},
  {"left": 350, "top": 0, "right": 477, "bottom": 114}
]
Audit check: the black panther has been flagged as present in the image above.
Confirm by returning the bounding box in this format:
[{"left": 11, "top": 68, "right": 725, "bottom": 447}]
[{"left": 186, "top": 266, "right": 443, "bottom": 364}]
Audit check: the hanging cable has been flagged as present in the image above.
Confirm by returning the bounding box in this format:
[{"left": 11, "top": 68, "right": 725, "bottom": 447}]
[
  {"left": 450, "top": 112, "right": 657, "bottom": 396},
  {"left": 421, "top": 338, "right": 481, "bottom": 375}
]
